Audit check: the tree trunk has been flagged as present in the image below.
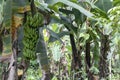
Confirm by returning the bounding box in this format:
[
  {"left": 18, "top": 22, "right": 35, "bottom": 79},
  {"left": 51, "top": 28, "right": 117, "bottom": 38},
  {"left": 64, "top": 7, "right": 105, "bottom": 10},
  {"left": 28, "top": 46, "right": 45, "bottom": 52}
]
[
  {"left": 7, "top": 37, "right": 18, "bottom": 80},
  {"left": 70, "top": 34, "right": 82, "bottom": 71},
  {"left": 7, "top": 50, "right": 18, "bottom": 80},
  {"left": 69, "top": 33, "right": 83, "bottom": 80},
  {"left": 85, "top": 41, "right": 91, "bottom": 68},
  {"left": 85, "top": 41, "right": 93, "bottom": 80},
  {"left": 7, "top": 13, "right": 19, "bottom": 79},
  {"left": 99, "top": 35, "right": 109, "bottom": 79}
]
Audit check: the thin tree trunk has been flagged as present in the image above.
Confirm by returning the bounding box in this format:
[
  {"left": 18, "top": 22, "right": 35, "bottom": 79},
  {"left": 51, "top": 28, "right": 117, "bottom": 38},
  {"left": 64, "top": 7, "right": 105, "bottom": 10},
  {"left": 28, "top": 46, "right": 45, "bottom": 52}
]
[
  {"left": 85, "top": 41, "right": 91, "bottom": 68},
  {"left": 99, "top": 35, "right": 109, "bottom": 79},
  {"left": 70, "top": 34, "right": 82, "bottom": 71},
  {"left": 7, "top": 36, "right": 18, "bottom": 80},
  {"left": 7, "top": 13, "right": 19, "bottom": 80},
  {"left": 69, "top": 33, "right": 83, "bottom": 80},
  {"left": 7, "top": 48, "right": 18, "bottom": 80},
  {"left": 63, "top": 23, "right": 82, "bottom": 79},
  {"left": 85, "top": 41, "right": 92, "bottom": 80},
  {"left": 64, "top": 24, "right": 82, "bottom": 71}
]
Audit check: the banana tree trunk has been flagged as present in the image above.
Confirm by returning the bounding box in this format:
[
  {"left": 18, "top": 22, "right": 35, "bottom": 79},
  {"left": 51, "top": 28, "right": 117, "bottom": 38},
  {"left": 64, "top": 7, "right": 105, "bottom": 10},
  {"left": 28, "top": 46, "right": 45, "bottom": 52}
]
[
  {"left": 69, "top": 33, "right": 83, "bottom": 80},
  {"left": 69, "top": 34, "right": 82, "bottom": 71},
  {"left": 7, "top": 13, "right": 19, "bottom": 80},
  {"left": 99, "top": 35, "right": 109, "bottom": 79},
  {"left": 7, "top": 47, "right": 18, "bottom": 80},
  {"left": 85, "top": 41, "right": 93, "bottom": 80}
]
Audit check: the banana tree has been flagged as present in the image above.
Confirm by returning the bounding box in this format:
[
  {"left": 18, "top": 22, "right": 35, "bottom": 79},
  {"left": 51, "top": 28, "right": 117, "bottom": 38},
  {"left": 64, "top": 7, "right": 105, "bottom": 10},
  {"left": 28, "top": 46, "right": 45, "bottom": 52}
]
[
  {"left": 45, "top": 0, "right": 95, "bottom": 79},
  {"left": 1, "top": 0, "right": 31, "bottom": 79},
  {"left": 1, "top": 0, "right": 119, "bottom": 80},
  {"left": 35, "top": 0, "right": 119, "bottom": 80},
  {"left": 92, "top": 0, "right": 112, "bottom": 79},
  {"left": 1, "top": 0, "right": 51, "bottom": 80},
  {"left": 89, "top": 0, "right": 120, "bottom": 79}
]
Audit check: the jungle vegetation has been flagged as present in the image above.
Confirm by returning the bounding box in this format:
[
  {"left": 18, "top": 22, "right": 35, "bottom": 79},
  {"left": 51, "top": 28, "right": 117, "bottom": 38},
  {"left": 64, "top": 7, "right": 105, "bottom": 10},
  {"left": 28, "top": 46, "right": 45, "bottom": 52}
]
[{"left": 0, "top": 0, "right": 120, "bottom": 80}]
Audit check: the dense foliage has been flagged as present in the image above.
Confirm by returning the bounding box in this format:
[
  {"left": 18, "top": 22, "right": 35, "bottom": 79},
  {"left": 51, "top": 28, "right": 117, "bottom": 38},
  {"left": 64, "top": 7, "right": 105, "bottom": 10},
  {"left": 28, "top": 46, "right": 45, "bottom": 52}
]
[{"left": 0, "top": 0, "right": 120, "bottom": 80}]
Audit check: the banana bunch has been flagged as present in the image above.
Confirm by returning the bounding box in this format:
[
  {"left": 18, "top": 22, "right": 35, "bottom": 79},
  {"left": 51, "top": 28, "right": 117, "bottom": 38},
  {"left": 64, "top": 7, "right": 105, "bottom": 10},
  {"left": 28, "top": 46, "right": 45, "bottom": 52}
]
[
  {"left": 25, "top": 12, "right": 43, "bottom": 27},
  {"left": 23, "top": 25, "right": 38, "bottom": 60},
  {"left": 22, "top": 12, "right": 43, "bottom": 60}
]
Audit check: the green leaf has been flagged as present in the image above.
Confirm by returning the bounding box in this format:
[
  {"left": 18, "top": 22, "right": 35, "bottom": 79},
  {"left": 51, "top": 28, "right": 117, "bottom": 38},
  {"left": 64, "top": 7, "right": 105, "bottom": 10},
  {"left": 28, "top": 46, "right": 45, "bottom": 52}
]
[
  {"left": 51, "top": 14, "right": 77, "bottom": 35},
  {"left": 34, "top": 0, "right": 51, "bottom": 12},
  {"left": 2, "top": 35, "right": 12, "bottom": 55},
  {"left": 72, "top": 8, "right": 86, "bottom": 24},
  {"left": 59, "top": 15, "right": 78, "bottom": 34},
  {"left": 49, "top": 31, "right": 70, "bottom": 43},
  {"left": 95, "top": 0, "right": 112, "bottom": 12},
  {"left": 47, "top": 0, "right": 94, "bottom": 18},
  {"left": 45, "top": 0, "right": 59, "bottom": 5},
  {"left": 50, "top": 15, "right": 73, "bottom": 37},
  {"left": 36, "top": 28, "right": 50, "bottom": 71},
  {"left": 59, "top": 8, "right": 73, "bottom": 15},
  {"left": 61, "top": 0, "right": 94, "bottom": 18},
  {"left": 36, "top": 28, "right": 47, "bottom": 54},
  {"left": 59, "top": 8, "right": 86, "bottom": 24},
  {"left": 13, "top": 0, "right": 29, "bottom": 7},
  {"left": 3, "top": 0, "right": 12, "bottom": 29},
  {"left": 113, "top": 0, "right": 120, "bottom": 6},
  {"left": 91, "top": 8, "right": 108, "bottom": 18},
  {"left": 85, "top": 0, "right": 108, "bottom": 18},
  {"left": 46, "top": 27, "right": 63, "bottom": 43},
  {"left": 0, "top": 0, "right": 3, "bottom": 4}
]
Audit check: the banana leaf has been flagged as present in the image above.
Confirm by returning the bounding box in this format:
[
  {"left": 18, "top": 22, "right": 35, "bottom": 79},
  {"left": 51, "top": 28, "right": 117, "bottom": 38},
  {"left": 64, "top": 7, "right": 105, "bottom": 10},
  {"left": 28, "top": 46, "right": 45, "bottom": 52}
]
[
  {"left": 3, "top": 0, "right": 12, "bottom": 29},
  {"left": 46, "top": 0, "right": 94, "bottom": 19}
]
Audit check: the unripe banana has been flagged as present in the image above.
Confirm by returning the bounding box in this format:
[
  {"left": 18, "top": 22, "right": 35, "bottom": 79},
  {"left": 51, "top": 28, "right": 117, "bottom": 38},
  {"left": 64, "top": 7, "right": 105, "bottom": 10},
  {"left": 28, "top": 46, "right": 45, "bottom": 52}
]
[{"left": 22, "top": 12, "right": 43, "bottom": 60}]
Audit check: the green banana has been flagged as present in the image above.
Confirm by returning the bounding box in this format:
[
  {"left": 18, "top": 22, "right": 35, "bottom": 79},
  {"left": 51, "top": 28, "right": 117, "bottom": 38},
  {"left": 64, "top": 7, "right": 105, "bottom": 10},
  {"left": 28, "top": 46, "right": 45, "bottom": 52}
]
[{"left": 22, "top": 12, "right": 43, "bottom": 60}]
